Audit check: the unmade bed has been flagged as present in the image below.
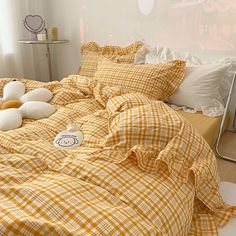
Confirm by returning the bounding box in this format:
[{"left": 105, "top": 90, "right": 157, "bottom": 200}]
[
  {"left": 1, "top": 41, "right": 236, "bottom": 235},
  {"left": 0, "top": 76, "right": 235, "bottom": 235}
]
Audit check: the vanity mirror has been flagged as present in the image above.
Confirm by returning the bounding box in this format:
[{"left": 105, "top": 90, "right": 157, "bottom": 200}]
[{"left": 23, "top": 15, "right": 45, "bottom": 40}]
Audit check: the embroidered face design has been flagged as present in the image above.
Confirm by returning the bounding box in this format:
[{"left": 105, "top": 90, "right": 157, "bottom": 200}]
[
  {"left": 54, "top": 128, "right": 84, "bottom": 149},
  {"left": 56, "top": 135, "right": 79, "bottom": 148}
]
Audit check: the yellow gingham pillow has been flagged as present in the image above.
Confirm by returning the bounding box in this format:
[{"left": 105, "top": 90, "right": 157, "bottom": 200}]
[
  {"left": 78, "top": 41, "right": 143, "bottom": 78},
  {"left": 94, "top": 58, "right": 186, "bottom": 101}
]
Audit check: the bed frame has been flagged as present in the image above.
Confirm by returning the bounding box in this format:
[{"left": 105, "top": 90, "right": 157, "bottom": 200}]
[{"left": 216, "top": 72, "right": 236, "bottom": 163}]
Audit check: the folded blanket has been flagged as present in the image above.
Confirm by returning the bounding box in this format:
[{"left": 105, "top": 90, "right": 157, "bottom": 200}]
[{"left": 0, "top": 76, "right": 235, "bottom": 235}]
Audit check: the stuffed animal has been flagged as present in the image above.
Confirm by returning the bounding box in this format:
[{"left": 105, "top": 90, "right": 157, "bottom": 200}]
[
  {"left": 54, "top": 124, "right": 84, "bottom": 149},
  {"left": 0, "top": 80, "right": 56, "bottom": 131}
]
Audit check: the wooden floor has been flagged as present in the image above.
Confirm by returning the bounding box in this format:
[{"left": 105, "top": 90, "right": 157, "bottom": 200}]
[{"left": 216, "top": 131, "right": 236, "bottom": 183}]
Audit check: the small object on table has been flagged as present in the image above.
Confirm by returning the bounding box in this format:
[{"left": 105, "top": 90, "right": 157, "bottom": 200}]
[
  {"left": 50, "top": 27, "right": 58, "bottom": 41},
  {"left": 54, "top": 124, "right": 84, "bottom": 149},
  {"left": 37, "top": 33, "right": 46, "bottom": 41}
]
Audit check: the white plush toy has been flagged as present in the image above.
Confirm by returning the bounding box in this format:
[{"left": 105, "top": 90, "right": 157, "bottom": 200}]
[
  {"left": 54, "top": 124, "right": 84, "bottom": 149},
  {"left": 0, "top": 80, "right": 56, "bottom": 131}
]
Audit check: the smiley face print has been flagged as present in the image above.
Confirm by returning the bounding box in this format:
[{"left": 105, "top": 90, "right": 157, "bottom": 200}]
[{"left": 56, "top": 135, "right": 79, "bottom": 148}]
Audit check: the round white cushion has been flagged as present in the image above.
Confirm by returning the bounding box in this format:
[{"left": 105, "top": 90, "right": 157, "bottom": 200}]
[
  {"left": 0, "top": 109, "right": 22, "bottom": 131},
  {"left": 19, "top": 101, "right": 56, "bottom": 119},
  {"left": 3, "top": 81, "right": 25, "bottom": 101},
  {"left": 20, "top": 88, "right": 53, "bottom": 103},
  {"left": 219, "top": 181, "right": 236, "bottom": 236}
]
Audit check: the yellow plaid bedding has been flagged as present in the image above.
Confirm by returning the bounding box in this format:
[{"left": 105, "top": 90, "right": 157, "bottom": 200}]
[
  {"left": 94, "top": 59, "right": 186, "bottom": 101},
  {"left": 0, "top": 76, "right": 235, "bottom": 236},
  {"left": 78, "top": 41, "right": 143, "bottom": 78}
]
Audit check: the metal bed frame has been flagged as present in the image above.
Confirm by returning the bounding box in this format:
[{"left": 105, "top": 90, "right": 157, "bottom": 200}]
[{"left": 215, "top": 72, "right": 236, "bottom": 163}]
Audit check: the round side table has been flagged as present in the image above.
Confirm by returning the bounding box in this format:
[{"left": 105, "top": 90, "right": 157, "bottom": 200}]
[{"left": 19, "top": 40, "right": 69, "bottom": 81}]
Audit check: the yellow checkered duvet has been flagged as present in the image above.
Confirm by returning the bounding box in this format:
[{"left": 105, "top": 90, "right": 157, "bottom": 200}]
[{"left": 0, "top": 76, "right": 235, "bottom": 236}]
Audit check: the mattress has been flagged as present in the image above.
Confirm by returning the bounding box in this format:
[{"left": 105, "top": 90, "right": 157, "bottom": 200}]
[{"left": 176, "top": 110, "right": 230, "bottom": 148}]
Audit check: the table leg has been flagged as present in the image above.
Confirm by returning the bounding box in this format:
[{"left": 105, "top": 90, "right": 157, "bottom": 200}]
[{"left": 46, "top": 44, "right": 53, "bottom": 81}]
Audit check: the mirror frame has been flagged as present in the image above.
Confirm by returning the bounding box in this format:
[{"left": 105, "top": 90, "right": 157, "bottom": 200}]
[{"left": 23, "top": 15, "right": 45, "bottom": 34}]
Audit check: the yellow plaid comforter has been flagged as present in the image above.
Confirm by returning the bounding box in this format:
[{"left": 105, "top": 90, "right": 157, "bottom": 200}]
[{"left": 0, "top": 76, "right": 235, "bottom": 236}]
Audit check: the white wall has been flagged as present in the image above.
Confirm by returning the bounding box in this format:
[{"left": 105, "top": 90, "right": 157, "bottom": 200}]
[
  {"left": 46, "top": 0, "right": 236, "bottom": 81},
  {"left": 45, "top": 0, "right": 82, "bottom": 81},
  {"left": 46, "top": 0, "right": 173, "bottom": 80}
]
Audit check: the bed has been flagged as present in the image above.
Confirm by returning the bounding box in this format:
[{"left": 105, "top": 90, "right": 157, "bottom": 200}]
[
  {"left": 0, "top": 42, "right": 236, "bottom": 235},
  {"left": 0, "top": 75, "right": 235, "bottom": 236},
  {"left": 176, "top": 110, "right": 230, "bottom": 148}
]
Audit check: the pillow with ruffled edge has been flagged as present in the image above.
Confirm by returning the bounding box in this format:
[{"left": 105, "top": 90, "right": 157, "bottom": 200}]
[
  {"left": 78, "top": 41, "right": 143, "bottom": 78},
  {"left": 136, "top": 44, "right": 233, "bottom": 116},
  {"left": 94, "top": 58, "right": 186, "bottom": 101}
]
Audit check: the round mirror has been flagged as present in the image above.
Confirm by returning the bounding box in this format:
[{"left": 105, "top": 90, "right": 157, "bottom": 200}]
[{"left": 23, "top": 15, "right": 45, "bottom": 40}]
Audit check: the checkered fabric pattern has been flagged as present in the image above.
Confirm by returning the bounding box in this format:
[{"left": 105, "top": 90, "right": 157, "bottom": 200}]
[
  {"left": 94, "top": 58, "right": 186, "bottom": 101},
  {"left": 78, "top": 41, "right": 143, "bottom": 78},
  {"left": 0, "top": 77, "right": 235, "bottom": 235}
]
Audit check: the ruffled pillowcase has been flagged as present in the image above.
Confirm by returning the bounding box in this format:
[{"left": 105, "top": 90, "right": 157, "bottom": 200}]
[
  {"left": 78, "top": 41, "right": 143, "bottom": 79},
  {"left": 135, "top": 45, "right": 233, "bottom": 117},
  {"left": 94, "top": 58, "right": 186, "bottom": 101}
]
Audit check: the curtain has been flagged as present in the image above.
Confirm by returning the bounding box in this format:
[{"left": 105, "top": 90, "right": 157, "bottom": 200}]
[{"left": 0, "top": 0, "right": 49, "bottom": 82}]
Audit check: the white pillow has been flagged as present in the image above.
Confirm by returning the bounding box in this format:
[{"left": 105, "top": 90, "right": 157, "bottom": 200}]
[
  {"left": 168, "top": 64, "right": 230, "bottom": 116},
  {"left": 135, "top": 44, "right": 203, "bottom": 65},
  {"left": 0, "top": 109, "right": 22, "bottom": 131},
  {"left": 19, "top": 101, "right": 56, "bottom": 119},
  {"left": 146, "top": 45, "right": 234, "bottom": 91},
  {"left": 145, "top": 45, "right": 202, "bottom": 66},
  {"left": 212, "top": 57, "right": 236, "bottom": 100},
  {"left": 134, "top": 45, "right": 151, "bottom": 64},
  {"left": 141, "top": 45, "right": 234, "bottom": 116}
]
